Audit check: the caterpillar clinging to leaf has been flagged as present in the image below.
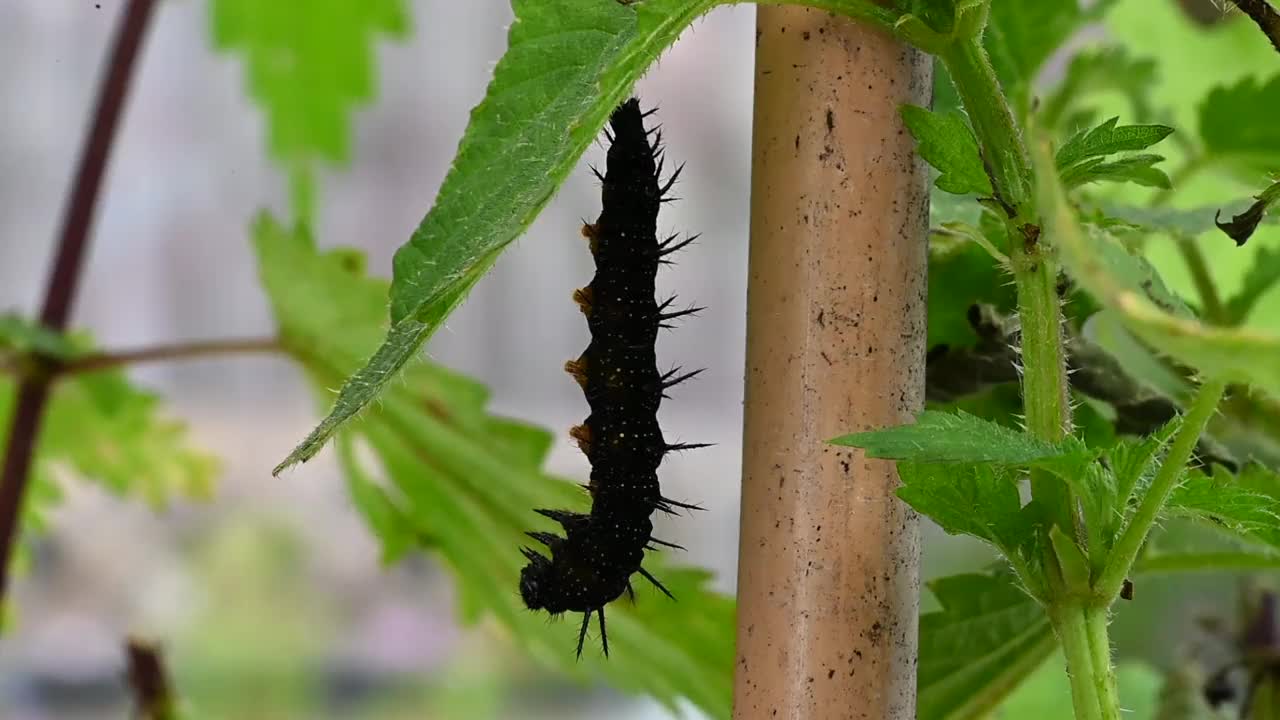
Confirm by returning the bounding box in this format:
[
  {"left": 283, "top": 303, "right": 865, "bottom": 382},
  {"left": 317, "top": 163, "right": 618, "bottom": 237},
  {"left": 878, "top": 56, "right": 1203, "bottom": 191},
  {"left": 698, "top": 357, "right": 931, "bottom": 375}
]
[{"left": 518, "top": 97, "right": 706, "bottom": 658}]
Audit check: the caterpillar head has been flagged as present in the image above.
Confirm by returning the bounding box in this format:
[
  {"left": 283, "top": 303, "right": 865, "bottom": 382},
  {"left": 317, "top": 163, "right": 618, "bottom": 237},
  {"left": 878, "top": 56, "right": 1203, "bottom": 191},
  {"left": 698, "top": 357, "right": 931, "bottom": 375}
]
[{"left": 519, "top": 547, "right": 554, "bottom": 611}]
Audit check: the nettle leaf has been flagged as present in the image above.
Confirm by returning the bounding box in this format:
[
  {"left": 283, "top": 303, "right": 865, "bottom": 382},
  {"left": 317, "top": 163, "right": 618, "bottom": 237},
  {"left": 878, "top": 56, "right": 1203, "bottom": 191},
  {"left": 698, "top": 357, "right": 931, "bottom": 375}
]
[
  {"left": 1166, "top": 465, "right": 1280, "bottom": 551},
  {"left": 274, "top": 0, "right": 732, "bottom": 473},
  {"left": 902, "top": 105, "right": 994, "bottom": 196},
  {"left": 1087, "top": 199, "right": 1280, "bottom": 239},
  {"left": 252, "top": 214, "right": 734, "bottom": 716},
  {"left": 897, "top": 463, "right": 1030, "bottom": 553},
  {"left": 1054, "top": 118, "right": 1173, "bottom": 190},
  {"left": 1039, "top": 46, "right": 1159, "bottom": 130},
  {"left": 833, "top": 410, "right": 1093, "bottom": 469},
  {"left": 1061, "top": 154, "right": 1171, "bottom": 191},
  {"left": 1055, "top": 118, "right": 1173, "bottom": 169},
  {"left": 918, "top": 572, "right": 1055, "bottom": 720},
  {"left": 1198, "top": 74, "right": 1280, "bottom": 177},
  {"left": 1035, "top": 137, "right": 1280, "bottom": 398},
  {"left": 210, "top": 0, "right": 408, "bottom": 167},
  {"left": 1225, "top": 245, "right": 1280, "bottom": 326}
]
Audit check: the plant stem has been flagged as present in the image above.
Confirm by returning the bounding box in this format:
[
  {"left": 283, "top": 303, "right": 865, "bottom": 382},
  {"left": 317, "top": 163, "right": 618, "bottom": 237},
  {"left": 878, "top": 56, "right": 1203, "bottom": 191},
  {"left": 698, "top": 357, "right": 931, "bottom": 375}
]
[
  {"left": 1083, "top": 606, "right": 1121, "bottom": 720},
  {"left": 56, "top": 338, "right": 283, "bottom": 376},
  {"left": 0, "top": 0, "right": 157, "bottom": 606},
  {"left": 1177, "top": 239, "right": 1227, "bottom": 323},
  {"left": 1095, "top": 378, "right": 1229, "bottom": 603},
  {"left": 1053, "top": 604, "right": 1105, "bottom": 720},
  {"left": 942, "top": 37, "right": 1073, "bottom": 523}
]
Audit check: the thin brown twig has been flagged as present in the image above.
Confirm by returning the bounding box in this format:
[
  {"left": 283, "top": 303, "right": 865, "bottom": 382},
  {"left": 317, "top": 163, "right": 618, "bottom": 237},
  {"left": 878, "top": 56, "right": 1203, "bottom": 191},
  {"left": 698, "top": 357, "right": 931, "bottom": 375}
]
[
  {"left": 125, "top": 637, "right": 175, "bottom": 720},
  {"left": 57, "top": 337, "right": 283, "bottom": 375},
  {"left": 0, "top": 0, "right": 158, "bottom": 605},
  {"left": 1225, "top": 0, "right": 1280, "bottom": 54}
]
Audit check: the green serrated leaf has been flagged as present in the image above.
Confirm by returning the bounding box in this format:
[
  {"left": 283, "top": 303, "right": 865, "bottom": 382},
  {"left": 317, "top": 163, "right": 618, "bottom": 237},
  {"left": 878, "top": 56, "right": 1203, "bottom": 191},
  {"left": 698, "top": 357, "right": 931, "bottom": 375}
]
[
  {"left": 918, "top": 571, "right": 1055, "bottom": 720},
  {"left": 897, "top": 462, "right": 1030, "bottom": 554},
  {"left": 902, "top": 105, "right": 994, "bottom": 196},
  {"left": 275, "top": 0, "right": 727, "bottom": 472},
  {"left": 1166, "top": 464, "right": 1280, "bottom": 551},
  {"left": 210, "top": 0, "right": 408, "bottom": 167},
  {"left": 1035, "top": 136, "right": 1280, "bottom": 398},
  {"left": 1055, "top": 118, "right": 1174, "bottom": 170},
  {"left": 1198, "top": 74, "right": 1280, "bottom": 177},
  {"left": 983, "top": 0, "right": 1083, "bottom": 114},
  {"left": 1062, "top": 153, "right": 1172, "bottom": 191},
  {"left": 833, "top": 410, "right": 1092, "bottom": 467},
  {"left": 252, "top": 214, "right": 733, "bottom": 716}
]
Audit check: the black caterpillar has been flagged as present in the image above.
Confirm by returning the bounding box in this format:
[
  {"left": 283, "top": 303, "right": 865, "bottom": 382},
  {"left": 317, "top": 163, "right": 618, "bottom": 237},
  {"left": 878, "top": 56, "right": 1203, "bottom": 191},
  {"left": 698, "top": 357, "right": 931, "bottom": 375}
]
[{"left": 518, "top": 98, "right": 705, "bottom": 658}]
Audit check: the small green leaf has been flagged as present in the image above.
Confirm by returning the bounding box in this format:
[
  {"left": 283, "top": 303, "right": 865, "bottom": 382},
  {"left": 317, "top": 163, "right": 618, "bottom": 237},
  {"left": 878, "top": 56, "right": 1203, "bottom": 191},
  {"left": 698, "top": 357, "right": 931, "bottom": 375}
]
[
  {"left": 1049, "top": 525, "right": 1091, "bottom": 591},
  {"left": 1035, "top": 136, "right": 1280, "bottom": 398},
  {"left": 1061, "top": 153, "right": 1172, "bottom": 191},
  {"left": 901, "top": 105, "right": 994, "bottom": 196},
  {"left": 834, "top": 410, "right": 1092, "bottom": 467},
  {"left": 1198, "top": 74, "right": 1280, "bottom": 177},
  {"left": 253, "top": 214, "right": 733, "bottom": 716},
  {"left": 1109, "top": 417, "right": 1181, "bottom": 515},
  {"left": 918, "top": 571, "right": 1055, "bottom": 720},
  {"left": 1055, "top": 117, "right": 1174, "bottom": 170}
]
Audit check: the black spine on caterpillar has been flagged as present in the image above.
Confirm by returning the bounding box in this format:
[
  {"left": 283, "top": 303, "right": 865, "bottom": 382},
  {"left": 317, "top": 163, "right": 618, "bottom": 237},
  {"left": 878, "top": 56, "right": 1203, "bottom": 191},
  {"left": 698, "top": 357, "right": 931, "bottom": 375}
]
[{"left": 518, "top": 98, "right": 706, "bottom": 659}]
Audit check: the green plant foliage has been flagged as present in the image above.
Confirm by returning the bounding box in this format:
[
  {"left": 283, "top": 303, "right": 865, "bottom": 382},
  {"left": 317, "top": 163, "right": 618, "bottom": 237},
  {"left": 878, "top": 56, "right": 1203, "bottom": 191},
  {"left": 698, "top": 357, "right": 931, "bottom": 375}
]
[
  {"left": 834, "top": 410, "right": 1093, "bottom": 467},
  {"left": 0, "top": 358, "right": 217, "bottom": 539},
  {"left": 273, "top": 0, "right": 725, "bottom": 474},
  {"left": 1054, "top": 118, "right": 1173, "bottom": 190},
  {"left": 1055, "top": 118, "right": 1173, "bottom": 170},
  {"left": 1036, "top": 137, "right": 1280, "bottom": 398},
  {"left": 917, "top": 572, "right": 1055, "bottom": 720},
  {"left": 1039, "top": 46, "right": 1159, "bottom": 130},
  {"left": 983, "top": 0, "right": 1086, "bottom": 113},
  {"left": 898, "top": 462, "right": 1031, "bottom": 555},
  {"left": 251, "top": 214, "right": 734, "bottom": 717},
  {"left": 0, "top": 313, "right": 78, "bottom": 360},
  {"left": 1165, "top": 464, "right": 1280, "bottom": 551},
  {"left": 902, "top": 105, "right": 994, "bottom": 196},
  {"left": 209, "top": 0, "right": 409, "bottom": 215},
  {"left": 1198, "top": 74, "right": 1280, "bottom": 178}
]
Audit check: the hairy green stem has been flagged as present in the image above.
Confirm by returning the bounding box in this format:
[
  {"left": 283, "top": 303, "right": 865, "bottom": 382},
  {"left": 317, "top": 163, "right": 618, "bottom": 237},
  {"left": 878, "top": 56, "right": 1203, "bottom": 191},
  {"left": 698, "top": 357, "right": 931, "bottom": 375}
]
[
  {"left": 1052, "top": 605, "right": 1105, "bottom": 720},
  {"left": 1095, "top": 378, "right": 1229, "bottom": 602},
  {"left": 1083, "top": 607, "right": 1121, "bottom": 720}
]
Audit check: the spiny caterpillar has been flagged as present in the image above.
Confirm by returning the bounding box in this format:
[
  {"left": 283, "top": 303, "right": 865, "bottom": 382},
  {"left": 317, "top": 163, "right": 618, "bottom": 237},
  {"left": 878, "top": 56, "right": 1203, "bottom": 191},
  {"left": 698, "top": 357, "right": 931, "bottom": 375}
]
[{"left": 518, "top": 98, "right": 705, "bottom": 658}]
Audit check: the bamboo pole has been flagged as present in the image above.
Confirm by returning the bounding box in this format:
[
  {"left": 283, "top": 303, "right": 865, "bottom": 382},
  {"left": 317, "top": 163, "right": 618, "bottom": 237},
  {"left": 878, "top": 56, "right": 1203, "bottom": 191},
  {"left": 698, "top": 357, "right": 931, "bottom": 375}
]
[{"left": 732, "top": 7, "right": 931, "bottom": 720}]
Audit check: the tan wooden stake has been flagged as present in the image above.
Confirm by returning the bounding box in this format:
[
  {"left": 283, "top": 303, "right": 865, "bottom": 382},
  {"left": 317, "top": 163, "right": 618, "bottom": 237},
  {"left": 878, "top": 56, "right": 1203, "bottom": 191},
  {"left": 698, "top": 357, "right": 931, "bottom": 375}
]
[{"left": 732, "top": 7, "right": 931, "bottom": 720}]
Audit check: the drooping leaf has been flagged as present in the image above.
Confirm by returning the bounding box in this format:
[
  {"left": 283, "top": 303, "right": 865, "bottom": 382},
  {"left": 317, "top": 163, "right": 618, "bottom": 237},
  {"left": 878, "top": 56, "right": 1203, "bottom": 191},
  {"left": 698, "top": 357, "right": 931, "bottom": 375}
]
[
  {"left": 1215, "top": 179, "right": 1280, "bottom": 247},
  {"left": 252, "top": 214, "right": 734, "bottom": 716},
  {"left": 274, "top": 0, "right": 735, "bottom": 473},
  {"left": 1035, "top": 136, "right": 1280, "bottom": 398},
  {"left": 1198, "top": 74, "right": 1280, "bottom": 178},
  {"left": 917, "top": 571, "right": 1055, "bottom": 720},
  {"left": 833, "top": 410, "right": 1093, "bottom": 469},
  {"left": 901, "top": 105, "right": 994, "bottom": 196}
]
